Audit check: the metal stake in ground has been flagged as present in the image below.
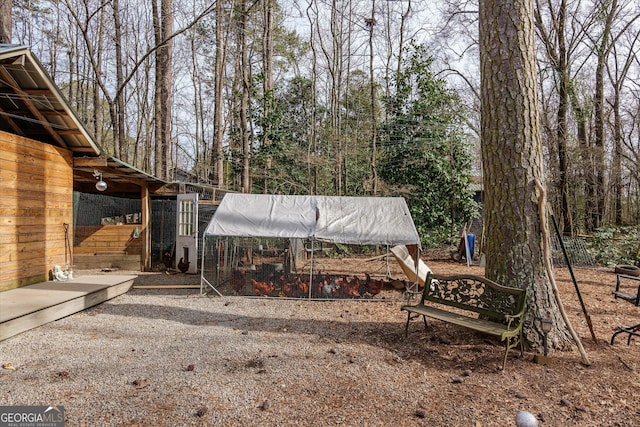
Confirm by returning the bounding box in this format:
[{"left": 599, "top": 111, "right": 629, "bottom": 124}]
[{"left": 551, "top": 214, "right": 598, "bottom": 343}]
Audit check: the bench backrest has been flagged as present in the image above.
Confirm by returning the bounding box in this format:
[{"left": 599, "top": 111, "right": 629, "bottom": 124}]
[{"left": 422, "top": 273, "right": 526, "bottom": 323}]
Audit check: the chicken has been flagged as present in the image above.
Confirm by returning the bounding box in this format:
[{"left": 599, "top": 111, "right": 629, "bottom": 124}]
[
  {"left": 252, "top": 272, "right": 275, "bottom": 296},
  {"left": 163, "top": 251, "right": 173, "bottom": 270},
  {"left": 295, "top": 275, "right": 310, "bottom": 297},
  {"left": 339, "top": 275, "right": 360, "bottom": 299},
  {"left": 321, "top": 275, "right": 342, "bottom": 298},
  {"left": 282, "top": 275, "right": 297, "bottom": 297},
  {"left": 252, "top": 279, "right": 275, "bottom": 296},
  {"left": 311, "top": 272, "right": 326, "bottom": 298},
  {"left": 230, "top": 268, "right": 246, "bottom": 295},
  {"left": 178, "top": 257, "right": 190, "bottom": 273},
  {"left": 360, "top": 273, "right": 384, "bottom": 296}
]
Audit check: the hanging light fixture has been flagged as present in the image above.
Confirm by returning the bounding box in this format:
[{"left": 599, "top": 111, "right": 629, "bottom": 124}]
[{"left": 93, "top": 169, "right": 107, "bottom": 192}]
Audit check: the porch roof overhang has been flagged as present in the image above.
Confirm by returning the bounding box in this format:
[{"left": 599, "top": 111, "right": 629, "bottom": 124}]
[
  {"left": 73, "top": 156, "right": 228, "bottom": 199},
  {"left": 0, "top": 44, "right": 101, "bottom": 156},
  {"left": 73, "top": 156, "right": 171, "bottom": 196},
  {"left": 0, "top": 45, "right": 216, "bottom": 198}
]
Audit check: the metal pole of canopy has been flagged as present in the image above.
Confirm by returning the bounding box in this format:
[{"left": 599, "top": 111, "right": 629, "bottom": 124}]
[
  {"left": 199, "top": 234, "right": 207, "bottom": 294},
  {"left": 308, "top": 238, "right": 315, "bottom": 299},
  {"left": 385, "top": 245, "right": 391, "bottom": 277}
]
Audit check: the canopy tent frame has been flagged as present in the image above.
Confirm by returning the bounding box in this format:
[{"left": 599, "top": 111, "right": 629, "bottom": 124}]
[{"left": 200, "top": 194, "right": 422, "bottom": 298}]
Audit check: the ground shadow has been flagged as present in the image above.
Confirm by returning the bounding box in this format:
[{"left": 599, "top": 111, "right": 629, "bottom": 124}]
[{"left": 93, "top": 297, "right": 522, "bottom": 374}]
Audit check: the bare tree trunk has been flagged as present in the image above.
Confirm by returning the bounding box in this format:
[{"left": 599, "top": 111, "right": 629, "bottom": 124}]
[
  {"left": 0, "top": 0, "right": 10, "bottom": 43},
  {"left": 93, "top": 5, "right": 105, "bottom": 147},
  {"left": 592, "top": 0, "right": 617, "bottom": 230},
  {"left": 553, "top": 0, "right": 571, "bottom": 235},
  {"left": 306, "top": 2, "right": 319, "bottom": 195},
  {"left": 113, "top": 0, "right": 126, "bottom": 161},
  {"left": 262, "top": 0, "right": 273, "bottom": 139},
  {"left": 479, "top": 0, "right": 571, "bottom": 349},
  {"left": 213, "top": 0, "right": 231, "bottom": 188},
  {"left": 368, "top": 1, "right": 377, "bottom": 196},
  {"left": 161, "top": 0, "right": 173, "bottom": 179},
  {"left": 262, "top": 0, "right": 274, "bottom": 193},
  {"left": 190, "top": 35, "right": 200, "bottom": 178},
  {"left": 534, "top": 0, "right": 572, "bottom": 234},
  {"left": 608, "top": 30, "right": 640, "bottom": 225},
  {"left": 240, "top": 0, "right": 250, "bottom": 193},
  {"left": 330, "top": 0, "right": 343, "bottom": 195},
  {"left": 153, "top": 0, "right": 163, "bottom": 177},
  {"left": 153, "top": 0, "right": 173, "bottom": 180}
]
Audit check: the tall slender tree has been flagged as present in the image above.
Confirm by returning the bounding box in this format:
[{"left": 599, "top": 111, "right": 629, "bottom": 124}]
[
  {"left": 213, "top": 0, "right": 233, "bottom": 188},
  {"left": 534, "top": 0, "right": 573, "bottom": 234},
  {"left": 153, "top": 0, "right": 173, "bottom": 180}
]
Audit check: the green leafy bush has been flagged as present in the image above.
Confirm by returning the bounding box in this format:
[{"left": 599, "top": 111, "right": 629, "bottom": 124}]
[{"left": 588, "top": 226, "right": 640, "bottom": 266}]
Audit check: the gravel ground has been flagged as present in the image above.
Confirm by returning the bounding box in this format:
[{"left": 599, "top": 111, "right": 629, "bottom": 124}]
[
  {"left": 2, "top": 259, "right": 640, "bottom": 426},
  {"left": 1, "top": 291, "right": 427, "bottom": 426}
]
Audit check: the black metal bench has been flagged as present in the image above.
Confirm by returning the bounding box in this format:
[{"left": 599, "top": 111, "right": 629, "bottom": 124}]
[
  {"left": 400, "top": 273, "right": 527, "bottom": 370},
  {"left": 611, "top": 274, "right": 640, "bottom": 345}
]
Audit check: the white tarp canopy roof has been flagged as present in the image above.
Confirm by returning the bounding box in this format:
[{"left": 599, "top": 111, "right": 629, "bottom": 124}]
[{"left": 204, "top": 194, "right": 421, "bottom": 246}]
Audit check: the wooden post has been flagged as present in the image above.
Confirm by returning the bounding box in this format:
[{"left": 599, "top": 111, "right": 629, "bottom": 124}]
[{"left": 141, "top": 184, "right": 152, "bottom": 271}]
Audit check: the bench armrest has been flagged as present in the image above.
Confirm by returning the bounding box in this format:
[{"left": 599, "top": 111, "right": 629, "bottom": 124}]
[{"left": 503, "top": 313, "right": 522, "bottom": 330}]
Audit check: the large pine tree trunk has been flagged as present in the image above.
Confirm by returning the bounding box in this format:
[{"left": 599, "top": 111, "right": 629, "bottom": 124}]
[{"left": 479, "top": 0, "right": 571, "bottom": 349}]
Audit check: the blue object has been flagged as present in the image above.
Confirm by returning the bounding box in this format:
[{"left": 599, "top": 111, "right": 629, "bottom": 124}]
[{"left": 466, "top": 233, "right": 475, "bottom": 259}]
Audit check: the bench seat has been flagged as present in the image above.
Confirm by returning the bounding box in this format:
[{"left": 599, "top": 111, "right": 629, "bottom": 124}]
[
  {"left": 401, "top": 273, "right": 527, "bottom": 370},
  {"left": 403, "top": 304, "right": 516, "bottom": 338}
]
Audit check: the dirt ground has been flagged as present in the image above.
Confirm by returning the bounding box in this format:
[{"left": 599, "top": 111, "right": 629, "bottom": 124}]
[{"left": 85, "top": 252, "right": 640, "bottom": 425}]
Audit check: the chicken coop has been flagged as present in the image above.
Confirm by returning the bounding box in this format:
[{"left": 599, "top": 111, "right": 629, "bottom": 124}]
[{"left": 200, "top": 194, "right": 422, "bottom": 300}]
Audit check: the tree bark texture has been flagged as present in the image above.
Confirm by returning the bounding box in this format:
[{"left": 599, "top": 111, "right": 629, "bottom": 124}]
[
  {"left": 534, "top": 0, "right": 572, "bottom": 234},
  {"left": 161, "top": 0, "right": 173, "bottom": 180},
  {"left": 240, "top": 0, "right": 251, "bottom": 193},
  {"left": 592, "top": 0, "right": 617, "bottom": 230},
  {"left": 153, "top": 0, "right": 173, "bottom": 180},
  {"left": 479, "top": 0, "right": 570, "bottom": 348},
  {"left": 213, "top": 0, "right": 229, "bottom": 188},
  {"left": 0, "top": 0, "right": 10, "bottom": 43}
]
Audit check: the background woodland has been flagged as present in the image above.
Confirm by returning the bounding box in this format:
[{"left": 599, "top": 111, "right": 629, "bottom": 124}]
[{"left": 4, "top": 0, "right": 640, "bottom": 249}]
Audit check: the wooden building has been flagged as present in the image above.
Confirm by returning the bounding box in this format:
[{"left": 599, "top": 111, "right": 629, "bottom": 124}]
[
  {"left": 0, "top": 45, "right": 104, "bottom": 291},
  {"left": 0, "top": 45, "right": 225, "bottom": 291}
]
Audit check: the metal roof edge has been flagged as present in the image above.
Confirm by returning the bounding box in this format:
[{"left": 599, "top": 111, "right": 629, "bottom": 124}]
[
  {"left": 22, "top": 50, "right": 102, "bottom": 156},
  {"left": 106, "top": 155, "right": 171, "bottom": 184},
  {"left": 0, "top": 44, "right": 30, "bottom": 59}
]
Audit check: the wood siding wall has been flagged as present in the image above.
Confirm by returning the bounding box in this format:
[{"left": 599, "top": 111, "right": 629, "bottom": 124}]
[
  {"left": 0, "top": 131, "right": 73, "bottom": 291},
  {"left": 74, "top": 225, "right": 142, "bottom": 270}
]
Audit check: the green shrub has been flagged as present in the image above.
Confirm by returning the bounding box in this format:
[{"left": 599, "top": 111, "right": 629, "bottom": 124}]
[{"left": 588, "top": 226, "right": 640, "bottom": 267}]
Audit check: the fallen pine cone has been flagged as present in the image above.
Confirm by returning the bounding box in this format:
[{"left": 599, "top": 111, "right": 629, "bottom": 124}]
[
  {"left": 196, "top": 406, "right": 208, "bottom": 417},
  {"left": 186, "top": 364, "right": 195, "bottom": 371}
]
